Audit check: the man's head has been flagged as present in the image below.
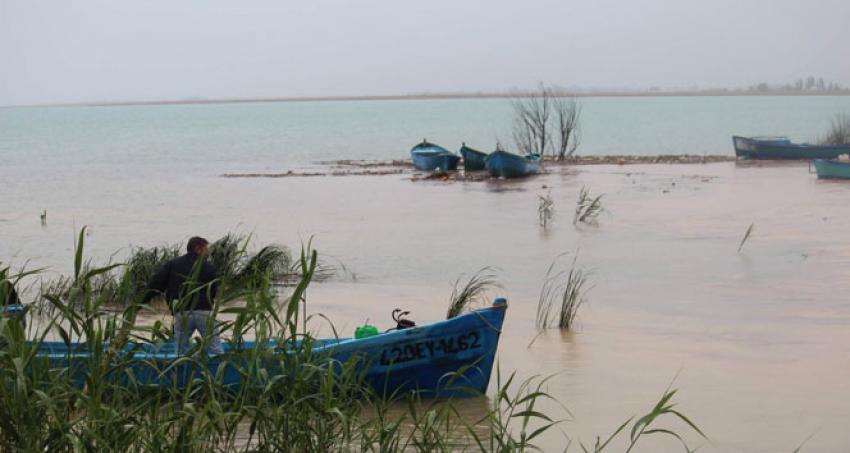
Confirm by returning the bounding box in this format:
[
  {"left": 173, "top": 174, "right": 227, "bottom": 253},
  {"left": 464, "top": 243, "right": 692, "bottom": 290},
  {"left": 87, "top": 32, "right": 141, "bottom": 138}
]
[{"left": 187, "top": 236, "right": 210, "bottom": 257}]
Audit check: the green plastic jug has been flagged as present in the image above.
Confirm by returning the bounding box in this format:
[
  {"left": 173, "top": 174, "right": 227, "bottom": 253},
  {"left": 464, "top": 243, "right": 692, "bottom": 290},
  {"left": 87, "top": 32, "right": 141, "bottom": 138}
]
[{"left": 355, "top": 324, "right": 378, "bottom": 339}]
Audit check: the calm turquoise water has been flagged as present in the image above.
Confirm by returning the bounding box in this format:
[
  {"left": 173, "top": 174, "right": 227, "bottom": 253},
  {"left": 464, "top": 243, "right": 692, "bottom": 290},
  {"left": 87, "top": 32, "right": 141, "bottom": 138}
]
[{"left": 2, "top": 96, "right": 850, "bottom": 176}]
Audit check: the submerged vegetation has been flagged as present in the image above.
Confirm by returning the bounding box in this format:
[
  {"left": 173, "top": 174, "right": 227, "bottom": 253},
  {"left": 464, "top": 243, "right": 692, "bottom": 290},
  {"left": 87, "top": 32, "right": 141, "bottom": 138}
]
[
  {"left": 536, "top": 254, "right": 591, "bottom": 330},
  {"left": 738, "top": 223, "right": 755, "bottom": 253},
  {"left": 574, "top": 186, "right": 605, "bottom": 225},
  {"left": 538, "top": 191, "right": 555, "bottom": 228}
]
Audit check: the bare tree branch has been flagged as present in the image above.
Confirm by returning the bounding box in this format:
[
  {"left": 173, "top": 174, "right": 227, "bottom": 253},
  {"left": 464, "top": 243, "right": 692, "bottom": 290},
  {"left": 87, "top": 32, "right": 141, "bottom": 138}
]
[
  {"left": 512, "top": 84, "right": 581, "bottom": 160},
  {"left": 553, "top": 95, "right": 581, "bottom": 160},
  {"left": 512, "top": 115, "right": 535, "bottom": 154},
  {"left": 511, "top": 84, "right": 552, "bottom": 156}
]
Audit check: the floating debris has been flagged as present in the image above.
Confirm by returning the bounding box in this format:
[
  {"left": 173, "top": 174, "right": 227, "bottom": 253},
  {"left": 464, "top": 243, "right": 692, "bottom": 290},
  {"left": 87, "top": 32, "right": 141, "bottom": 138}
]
[
  {"left": 223, "top": 155, "right": 734, "bottom": 181},
  {"left": 564, "top": 154, "right": 734, "bottom": 165},
  {"left": 221, "top": 169, "right": 403, "bottom": 178}
]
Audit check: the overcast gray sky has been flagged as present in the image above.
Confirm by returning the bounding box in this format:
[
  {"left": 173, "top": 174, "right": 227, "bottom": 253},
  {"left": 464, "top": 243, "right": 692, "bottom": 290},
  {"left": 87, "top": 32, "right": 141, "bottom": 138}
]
[{"left": 1, "top": 0, "right": 848, "bottom": 105}]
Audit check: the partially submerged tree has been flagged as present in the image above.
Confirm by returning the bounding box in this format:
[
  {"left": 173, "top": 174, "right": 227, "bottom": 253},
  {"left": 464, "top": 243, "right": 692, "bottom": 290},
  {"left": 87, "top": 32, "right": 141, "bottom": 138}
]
[
  {"left": 511, "top": 115, "right": 537, "bottom": 156},
  {"left": 553, "top": 95, "right": 581, "bottom": 159},
  {"left": 512, "top": 84, "right": 581, "bottom": 159},
  {"left": 511, "top": 84, "right": 552, "bottom": 156}
]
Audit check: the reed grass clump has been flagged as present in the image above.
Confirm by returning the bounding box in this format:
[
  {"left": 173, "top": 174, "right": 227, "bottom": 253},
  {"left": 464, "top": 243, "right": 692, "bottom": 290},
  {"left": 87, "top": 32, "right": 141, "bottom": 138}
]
[
  {"left": 208, "top": 233, "right": 293, "bottom": 297},
  {"left": 36, "top": 232, "right": 295, "bottom": 310},
  {"left": 536, "top": 254, "right": 590, "bottom": 330},
  {"left": 574, "top": 186, "right": 604, "bottom": 225},
  {"left": 446, "top": 268, "right": 501, "bottom": 319},
  {"left": 538, "top": 192, "right": 554, "bottom": 227},
  {"left": 124, "top": 243, "right": 181, "bottom": 298}
]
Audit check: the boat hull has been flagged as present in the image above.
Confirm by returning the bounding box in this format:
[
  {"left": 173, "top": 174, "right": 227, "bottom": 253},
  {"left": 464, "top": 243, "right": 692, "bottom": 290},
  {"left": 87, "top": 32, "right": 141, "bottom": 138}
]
[
  {"left": 460, "top": 145, "right": 488, "bottom": 171},
  {"left": 733, "top": 136, "right": 850, "bottom": 160},
  {"left": 411, "top": 142, "right": 460, "bottom": 171},
  {"left": 814, "top": 159, "right": 850, "bottom": 179},
  {"left": 485, "top": 150, "right": 541, "bottom": 178},
  {"left": 31, "top": 300, "right": 507, "bottom": 397}
]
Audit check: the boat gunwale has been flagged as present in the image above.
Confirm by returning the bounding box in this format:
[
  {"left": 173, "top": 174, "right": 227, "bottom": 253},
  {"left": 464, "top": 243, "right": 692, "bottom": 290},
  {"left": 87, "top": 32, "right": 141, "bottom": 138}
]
[{"left": 32, "top": 301, "right": 508, "bottom": 358}]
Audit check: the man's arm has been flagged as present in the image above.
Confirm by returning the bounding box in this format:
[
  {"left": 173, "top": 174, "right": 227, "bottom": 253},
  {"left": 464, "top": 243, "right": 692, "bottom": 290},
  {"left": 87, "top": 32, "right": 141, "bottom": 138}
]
[{"left": 141, "top": 260, "right": 172, "bottom": 304}]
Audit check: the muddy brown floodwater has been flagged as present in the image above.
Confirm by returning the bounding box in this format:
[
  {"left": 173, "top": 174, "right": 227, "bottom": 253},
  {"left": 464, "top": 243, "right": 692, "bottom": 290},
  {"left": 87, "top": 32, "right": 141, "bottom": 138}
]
[{"left": 5, "top": 160, "right": 850, "bottom": 451}]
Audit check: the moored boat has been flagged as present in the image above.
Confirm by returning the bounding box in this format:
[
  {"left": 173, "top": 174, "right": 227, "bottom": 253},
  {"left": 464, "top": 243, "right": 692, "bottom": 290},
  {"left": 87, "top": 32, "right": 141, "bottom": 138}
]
[
  {"left": 31, "top": 299, "right": 508, "bottom": 397},
  {"left": 733, "top": 136, "right": 850, "bottom": 160},
  {"left": 410, "top": 140, "right": 460, "bottom": 172},
  {"left": 459, "top": 143, "right": 488, "bottom": 171},
  {"left": 485, "top": 150, "right": 541, "bottom": 178},
  {"left": 813, "top": 159, "right": 850, "bottom": 179}
]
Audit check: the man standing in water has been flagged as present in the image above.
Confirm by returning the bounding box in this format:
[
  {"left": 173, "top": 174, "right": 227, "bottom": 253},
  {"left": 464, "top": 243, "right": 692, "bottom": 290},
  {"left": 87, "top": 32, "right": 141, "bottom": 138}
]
[{"left": 143, "top": 236, "right": 223, "bottom": 354}]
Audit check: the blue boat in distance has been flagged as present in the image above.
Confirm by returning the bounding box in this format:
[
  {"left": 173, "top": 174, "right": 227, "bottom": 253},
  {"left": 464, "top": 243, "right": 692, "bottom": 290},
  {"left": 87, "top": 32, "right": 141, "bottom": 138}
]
[
  {"left": 485, "top": 149, "right": 541, "bottom": 178},
  {"left": 411, "top": 140, "right": 460, "bottom": 172},
  {"left": 813, "top": 159, "right": 850, "bottom": 179},
  {"left": 31, "top": 299, "right": 508, "bottom": 397},
  {"left": 733, "top": 136, "right": 850, "bottom": 160},
  {"left": 459, "top": 143, "right": 488, "bottom": 171}
]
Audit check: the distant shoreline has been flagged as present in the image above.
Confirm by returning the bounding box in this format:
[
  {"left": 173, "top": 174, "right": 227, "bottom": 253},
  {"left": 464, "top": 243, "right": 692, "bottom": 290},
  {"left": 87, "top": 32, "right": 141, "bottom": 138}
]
[{"left": 5, "top": 89, "right": 850, "bottom": 109}]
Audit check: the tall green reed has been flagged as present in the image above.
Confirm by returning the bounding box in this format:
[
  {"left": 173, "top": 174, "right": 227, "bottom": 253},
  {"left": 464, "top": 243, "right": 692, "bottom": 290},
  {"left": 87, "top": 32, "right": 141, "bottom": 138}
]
[
  {"left": 0, "top": 228, "right": 364, "bottom": 451},
  {"left": 537, "top": 254, "right": 590, "bottom": 330},
  {"left": 582, "top": 386, "right": 706, "bottom": 452},
  {"left": 446, "top": 268, "right": 501, "bottom": 319}
]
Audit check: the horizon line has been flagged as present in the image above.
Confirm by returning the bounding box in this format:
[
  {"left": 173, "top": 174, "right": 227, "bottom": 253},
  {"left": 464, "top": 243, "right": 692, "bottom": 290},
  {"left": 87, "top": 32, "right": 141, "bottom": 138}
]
[{"left": 3, "top": 88, "right": 850, "bottom": 109}]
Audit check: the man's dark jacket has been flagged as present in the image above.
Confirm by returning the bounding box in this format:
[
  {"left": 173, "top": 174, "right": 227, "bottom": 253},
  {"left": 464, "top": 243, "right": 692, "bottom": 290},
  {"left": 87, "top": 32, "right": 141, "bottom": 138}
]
[
  {"left": 1, "top": 280, "right": 19, "bottom": 306},
  {"left": 142, "top": 252, "right": 218, "bottom": 312}
]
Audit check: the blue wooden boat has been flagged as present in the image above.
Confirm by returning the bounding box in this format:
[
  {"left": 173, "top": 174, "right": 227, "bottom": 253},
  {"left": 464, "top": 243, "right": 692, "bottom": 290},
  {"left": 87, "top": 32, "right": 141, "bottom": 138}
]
[
  {"left": 410, "top": 140, "right": 460, "bottom": 172},
  {"left": 459, "top": 143, "right": 488, "bottom": 171},
  {"left": 1, "top": 304, "right": 25, "bottom": 322},
  {"left": 31, "top": 299, "right": 507, "bottom": 397},
  {"left": 733, "top": 136, "right": 850, "bottom": 160},
  {"left": 485, "top": 150, "right": 541, "bottom": 178},
  {"left": 813, "top": 159, "right": 850, "bottom": 179}
]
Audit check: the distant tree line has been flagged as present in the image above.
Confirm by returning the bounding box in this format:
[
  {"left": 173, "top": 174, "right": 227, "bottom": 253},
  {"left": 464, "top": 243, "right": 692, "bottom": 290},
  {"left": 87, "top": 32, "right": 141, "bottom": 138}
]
[{"left": 748, "top": 76, "right": 846, "bottom": 93}]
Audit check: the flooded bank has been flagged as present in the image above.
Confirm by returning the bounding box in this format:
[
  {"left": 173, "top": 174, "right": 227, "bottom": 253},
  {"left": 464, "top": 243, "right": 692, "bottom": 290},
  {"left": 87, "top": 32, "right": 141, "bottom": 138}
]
[
  {"left": 4, "top": 161, "right": 850, "bottom": 450},
  {"left": 218, "top": 154, "right": 736, "bottom": 179}
]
